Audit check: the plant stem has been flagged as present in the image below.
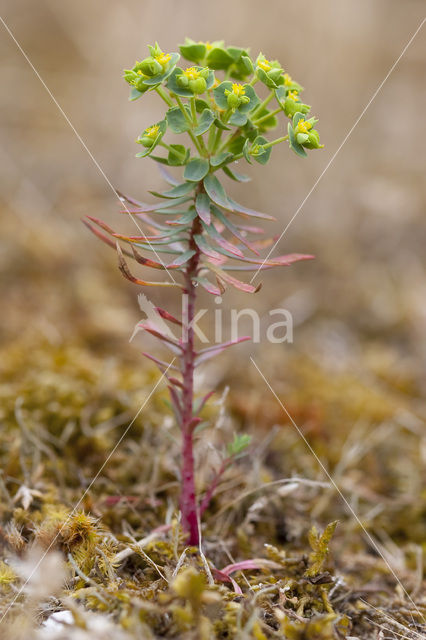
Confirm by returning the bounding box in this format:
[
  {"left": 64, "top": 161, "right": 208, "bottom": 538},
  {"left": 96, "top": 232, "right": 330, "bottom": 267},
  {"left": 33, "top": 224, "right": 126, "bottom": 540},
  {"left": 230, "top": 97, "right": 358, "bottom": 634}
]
[
  {"left": 179, "top": 214, "right": 202, "bottom": 546},
  {"left": 251, "top": 91, "right": 274, "bottom": 118},
  {"left": 252, "top": 106, "right": 282, "bottom": 126},
  {"left": 175, "top": 96, "right": 204, "bottom": 156},
  {"left": 155, "top": 85, "right": 174, "bottom": 107},
  {"left": 261, "top": 134, "right": 288, "bottom": 149},
  {"left": 159, "top": 141, "right": 186, "bottom": 162}
]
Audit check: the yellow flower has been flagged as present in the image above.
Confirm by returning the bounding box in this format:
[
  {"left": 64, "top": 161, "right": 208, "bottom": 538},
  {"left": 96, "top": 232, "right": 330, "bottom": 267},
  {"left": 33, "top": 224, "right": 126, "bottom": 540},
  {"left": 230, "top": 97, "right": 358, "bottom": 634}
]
[
  {"left": 287, "top": 90, "right": 299, "bottom": 101},
  {"left": 200, "top": 40, "right": 213, "bottom": 51},
  {"left": 257, "top": 57, "right": 272, "bottom": 72},
  {"left": 183, "top": 67, "right": 202, "bottom": 81},
  {"left": 144, "top": 125, "right": 160, "bottom": 139},
  {"left": 283, "top": 73, "right": 293, "bottom": 86},
  {"left": 231, "top": 83, "right": 245, "bottom": 97},
  {"left": 295, "top": 118, "right": 312, "bottom": 134},
  {"left": 155, "top": 52, "right": 171, "bottom": 67}
]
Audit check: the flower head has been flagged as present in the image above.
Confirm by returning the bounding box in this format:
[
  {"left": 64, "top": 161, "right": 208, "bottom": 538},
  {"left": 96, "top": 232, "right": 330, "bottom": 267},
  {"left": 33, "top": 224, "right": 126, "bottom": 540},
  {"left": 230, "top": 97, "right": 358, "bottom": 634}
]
[{"left": 295, "top": 118, "right": 312, "bottom": 135}]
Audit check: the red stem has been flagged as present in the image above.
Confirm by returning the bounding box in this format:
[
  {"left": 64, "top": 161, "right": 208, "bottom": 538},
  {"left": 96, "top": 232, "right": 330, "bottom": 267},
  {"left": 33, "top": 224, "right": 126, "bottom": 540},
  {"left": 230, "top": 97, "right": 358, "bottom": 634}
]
[{"left": 179, "top": 215, "right": 202, "bottom": 545}]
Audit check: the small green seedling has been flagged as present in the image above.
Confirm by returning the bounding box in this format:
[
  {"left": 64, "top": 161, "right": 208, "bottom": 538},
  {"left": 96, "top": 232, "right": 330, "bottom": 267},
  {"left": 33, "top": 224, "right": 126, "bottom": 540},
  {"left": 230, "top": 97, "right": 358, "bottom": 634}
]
[{"left": 85, "top": 39, "right": 323, "bottom": 546}]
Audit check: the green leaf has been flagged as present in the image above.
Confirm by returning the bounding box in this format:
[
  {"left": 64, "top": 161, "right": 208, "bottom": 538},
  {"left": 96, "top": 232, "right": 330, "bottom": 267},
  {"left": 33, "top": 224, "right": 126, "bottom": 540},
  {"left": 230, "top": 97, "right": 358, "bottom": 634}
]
[
  {"left": 129, "top": 87, "right": 144, "bottom": 101},
  {"left": 135, "top": 119, "right": 167, "bottom": 157},
  {"left": 206, "top": 47, "right": 234, "bottom": 69},
  {"left": 210, "top": 151, "right": 233, "bottom": 167},
  {"left": 195, "top": 193, "right": 211, "bottom": 225},
  {"left": 167, "top": 144, "right": 189, "bottom": 166},
  {"left": 161, "top": 182, "right": 195, "bottom": 198},
  {"left": 184, "top": 158, "right": 210, "bottom": 182},
  {"left": 194, "top": 109, "right": 215, "bottom": 135},
  {"left": 142, "top": 52, "right": 180, "bottom": 86},
  {"left": 229, "top": 110, "right": 248, "bottom": 127},
  {"left": 227, "top": 433, "right": 252, "bottom": 457},
  {"left": 288, "top": 122, "right": 307, "bottom": 158},
  {"left": 203, "top": 174, "right": 232, "bottom": 210},
  {"left": 222, "top": 166, "right": 250, "bottom": 182},
  {"left": 252, "top": 135, "right": 271, "bottom": 165},
  {"left": 242, "top": 138, "right": 252, "bottom": 164},
  {"left": 166, "top": 67, "right": 215, "bottom": 97},
  {"left": 179, "top": 42, "right": 207, "bottom": 64},
  {"left": 166, "top": 67, "right": 194, "bottom": 97},
  {"left": 169, "top": 249, "right": 196, "bottom": 267},
  {"left": 228, "top": 135, "right": 245, "bottom": 155},
  {"left": 166, "top": 106, "right": 191, "bottom": 133},
  {"left": 257, "top": 67, "right": 278, "bottom": 89},
  {"left": 167, "top": 209, "right": 197, "bottom": 226},
  {"left": 213, "top": 118, "right": 231, "bottom": 131}
]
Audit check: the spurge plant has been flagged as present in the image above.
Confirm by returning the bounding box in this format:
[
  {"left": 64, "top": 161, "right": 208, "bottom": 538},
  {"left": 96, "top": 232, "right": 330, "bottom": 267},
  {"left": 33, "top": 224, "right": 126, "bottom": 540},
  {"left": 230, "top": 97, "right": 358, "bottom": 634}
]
[{"left": 84, "top": 39, "right": 323, "bottom": 545}]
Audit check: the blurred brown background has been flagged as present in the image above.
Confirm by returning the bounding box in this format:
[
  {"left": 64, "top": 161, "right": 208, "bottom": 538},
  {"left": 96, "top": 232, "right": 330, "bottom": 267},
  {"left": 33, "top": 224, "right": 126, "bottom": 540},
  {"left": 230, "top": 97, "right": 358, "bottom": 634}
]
[{"left": 1, "top": 0, "right": 425, "bottom": 392}]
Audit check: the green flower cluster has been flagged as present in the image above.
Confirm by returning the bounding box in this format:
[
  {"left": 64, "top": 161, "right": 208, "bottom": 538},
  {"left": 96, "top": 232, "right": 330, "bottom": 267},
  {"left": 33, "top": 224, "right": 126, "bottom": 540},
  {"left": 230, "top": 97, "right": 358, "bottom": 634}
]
[{"left": 123, "top": 39, "right": 323, "bottom": 169}]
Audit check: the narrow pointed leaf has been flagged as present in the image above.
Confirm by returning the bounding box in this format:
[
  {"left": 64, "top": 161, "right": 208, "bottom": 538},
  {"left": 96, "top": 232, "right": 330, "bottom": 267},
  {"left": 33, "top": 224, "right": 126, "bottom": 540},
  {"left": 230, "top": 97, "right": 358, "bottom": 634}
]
[
  {"left": 201, "top": 221, "right": 244, "bottom": 258},
  {"left": 83, "top": 219, "right": 134, "bottom": 259},
  {"left": 195, "top": 336, "right": 251, "bottom": 366},
  {"left": 226, "top": 197, "right": 275, "bottom": 220},
  {"left": 142, "top": 352, "right": 179, "bottom": 373},
  {"left": 220, "top": 559, "right": 281, "bottom": 576},
  {"left": 150, "top": 182, "right": 195, "bottom": 199},
  {"left": 193, "top": 276, "right": 222, "bottom": 296},
  {"left": 222, "top": 166, "right": 251, "bottom": 182},
  {"left": 131, "top": 245, "right": 180, "bottom": 270},
  {"left": 211, "top": 206, "right": 259, "bottom": 255},
  {"left": 193, "top": 235, "right": 222, "bottom": 261},
  {"left": 155, "top": 307, "right": 182, "bottom": 326},
  {"left": 195, "top": 193, "right": 211, "bottom": 225},
  {"left": 122, "top": 196, "right": 192, "bottom": 213},
  {"left": 157, "top": 164, "right": 180, "bottom": 186},
  {"left": 137, "top": 321, "right": 183, "bottom": 352},
  {"left": 168, "top": 249, "right": 196, "bottom": 267},
  {"left": 206, "top": 263, "right": 260, "bottom": 293},
  {"left": 116, "top": 244, "right": 181, "bottom": 288},
  {"left": 165, "top": 209, "right": 197, "bottom": 226}
]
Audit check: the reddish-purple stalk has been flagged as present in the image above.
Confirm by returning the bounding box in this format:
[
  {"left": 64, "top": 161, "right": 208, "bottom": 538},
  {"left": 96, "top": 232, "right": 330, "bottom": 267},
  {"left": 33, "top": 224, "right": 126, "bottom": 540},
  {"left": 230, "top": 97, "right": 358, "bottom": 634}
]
[{"left": 179, "top": 215, "right": 202, "bottom": 545}]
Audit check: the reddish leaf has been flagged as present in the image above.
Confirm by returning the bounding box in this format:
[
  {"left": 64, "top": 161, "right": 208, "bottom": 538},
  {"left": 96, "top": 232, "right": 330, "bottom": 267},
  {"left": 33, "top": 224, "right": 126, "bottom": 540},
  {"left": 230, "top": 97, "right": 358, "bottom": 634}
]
[
  {"left": 220, "top": 559, "right": 281, "bottom": 576},
  {"left": 137, "top": 321, "right": 183, "bottom": 353},
  {"left": 83, "top": 218, "right": 134, "bottom": 259},
  {"left": 211, "top": 207, "right": 260, "bottom": 255},
  {"left": 195, "top": 336, "right": 251, "bottom": 366},
  {"left": 168, "top": 376, "right": 184, "bottom": 389},
  {"left": 206, "top": 264, "right": 261, "bottom": 293},
  {"left": 157, "top": 165, "right": 180, "bottom": 186},
  {"left": 211, "top": 568, "right": 243, "bottom": 594},
  {"left": 193, "top": 276, "right": 222, "bottom": 296},
  {"left": 225, "top": 197, "right": 275, "bottom": 221},
  {"left": 142, "top": 352, "right": 179, "bottom": 372},
  {"left": 201, "top": 221, "right": 244, "bottom": 258},
  {"left": 116, "top": 244, "right": 182, "bottom": 288},
  {"left": 193, "top": 235, "right": 223, "bottom": 262},
  {"left": 155, "top": 307, "right": 182, "bottom": 326},
  {"left": 131, "top": 245, "right": 180, "bottom": 270}
]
